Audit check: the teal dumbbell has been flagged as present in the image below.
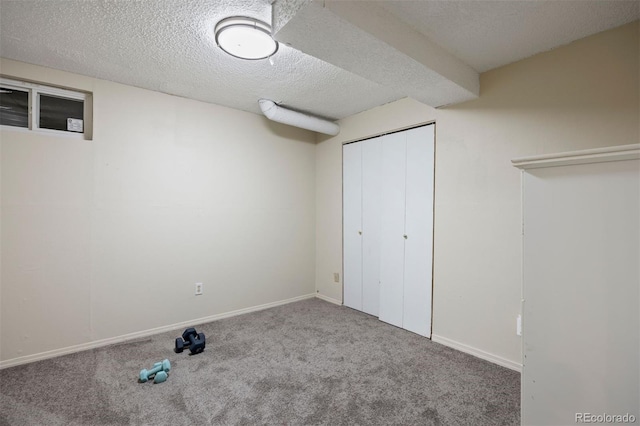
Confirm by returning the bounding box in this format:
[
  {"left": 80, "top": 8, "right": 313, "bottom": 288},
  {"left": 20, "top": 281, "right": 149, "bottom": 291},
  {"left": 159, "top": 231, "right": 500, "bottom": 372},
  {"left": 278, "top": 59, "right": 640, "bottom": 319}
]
[{"left": 139, "top": 359, "right": 171, "bottom": 383}]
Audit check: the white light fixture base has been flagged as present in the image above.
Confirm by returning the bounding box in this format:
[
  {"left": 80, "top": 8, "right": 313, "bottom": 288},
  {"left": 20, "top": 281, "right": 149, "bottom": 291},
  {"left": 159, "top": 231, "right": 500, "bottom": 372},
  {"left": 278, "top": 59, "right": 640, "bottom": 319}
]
[{"left": 215, "top": 16, "right": 278, "bottom": 60}]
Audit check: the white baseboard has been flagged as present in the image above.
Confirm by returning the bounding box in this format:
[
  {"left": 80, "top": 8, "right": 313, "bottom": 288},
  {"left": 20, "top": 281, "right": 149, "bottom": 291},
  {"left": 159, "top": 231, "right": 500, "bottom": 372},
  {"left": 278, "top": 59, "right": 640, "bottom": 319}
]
[
  {"left": 431, "top": 334, "right": 522, "bottom": 372},
  {"left": 315, "top": 292, "right": 342, "bottom": 306},
  {"left": 0, "top": 293, "right": 316, "bottom": 370}
]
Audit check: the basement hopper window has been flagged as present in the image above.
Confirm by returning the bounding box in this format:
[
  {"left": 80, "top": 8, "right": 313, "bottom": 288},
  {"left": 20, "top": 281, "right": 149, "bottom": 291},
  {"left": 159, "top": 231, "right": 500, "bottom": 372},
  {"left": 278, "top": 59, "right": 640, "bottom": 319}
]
[{"left": 0, "top": 77, "right": 91, "bottom": 139}]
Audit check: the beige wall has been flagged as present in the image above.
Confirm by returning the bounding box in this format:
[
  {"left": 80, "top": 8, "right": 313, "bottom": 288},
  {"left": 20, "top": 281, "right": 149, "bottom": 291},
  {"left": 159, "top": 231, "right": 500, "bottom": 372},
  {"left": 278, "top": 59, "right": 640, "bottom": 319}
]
[
  {"left": 0, "top": 59, "right": 317, "bottom": 363},
  {"left": 1, "top": 20, "right": 638, "bottom": 368},
  {"left": 315, "top": 21, "right": 639, "bottom": 365}
]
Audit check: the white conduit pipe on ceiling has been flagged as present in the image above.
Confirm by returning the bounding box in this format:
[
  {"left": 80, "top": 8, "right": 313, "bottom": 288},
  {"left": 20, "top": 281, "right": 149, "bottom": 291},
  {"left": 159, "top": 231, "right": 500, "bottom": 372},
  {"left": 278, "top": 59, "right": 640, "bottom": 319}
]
[{"left": 258, "top": 99, "right": 340, "bottom": 136}]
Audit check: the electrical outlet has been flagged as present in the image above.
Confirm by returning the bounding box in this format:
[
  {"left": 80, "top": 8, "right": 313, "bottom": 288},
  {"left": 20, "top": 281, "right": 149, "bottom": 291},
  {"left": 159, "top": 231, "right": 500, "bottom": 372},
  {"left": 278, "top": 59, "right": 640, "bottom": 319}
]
[
  {"left": 195, "top": 283, "right": 203, "bottom": 295},
  {"left": 333, "top": 272, "right": 340, "bottom": 283}
]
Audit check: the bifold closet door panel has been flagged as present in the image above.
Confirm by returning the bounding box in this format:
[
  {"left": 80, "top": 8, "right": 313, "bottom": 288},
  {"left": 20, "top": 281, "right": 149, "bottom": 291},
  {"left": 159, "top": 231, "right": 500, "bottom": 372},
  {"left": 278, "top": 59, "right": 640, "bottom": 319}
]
[
  {"left": 402, "top": 125, "right": 434, "bottom": 337},
  {"left": 379, "top": 132, "right": 406, "bottom": 328},
  {"left": 343, "top": 142, "right": 362, "bottom": 310},
  {"left": 361, "top": 137, "right": 382, "bottom": 316}
]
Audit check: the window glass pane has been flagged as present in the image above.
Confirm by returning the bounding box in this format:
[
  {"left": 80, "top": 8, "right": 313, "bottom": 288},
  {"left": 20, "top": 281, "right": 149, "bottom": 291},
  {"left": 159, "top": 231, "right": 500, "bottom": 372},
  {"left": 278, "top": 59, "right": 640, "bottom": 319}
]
[
  {"left": 0, "top": 86, "right": 29, "bottom": 128},
  {"left": 39, "top": 94, "right": 84, "bottom": 132}
]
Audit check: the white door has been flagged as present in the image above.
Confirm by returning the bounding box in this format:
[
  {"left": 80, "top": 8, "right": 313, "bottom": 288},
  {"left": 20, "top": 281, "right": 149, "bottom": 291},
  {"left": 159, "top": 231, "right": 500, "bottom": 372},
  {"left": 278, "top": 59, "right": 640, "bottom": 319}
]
[
  {"left": 343, "top": 142, "right": 362, "bottom": 310},
  {"left": 361, "top": 137, "right": 382, "bottom": 316},
  {"left": 344, "top": 124, "right": 435, "bottom": 336},
  {"left": 403, "top": 125, "right": 434, "bottom": 337},
  {"left": 521, "top": 157, "right": 639, "bottom": 425},
  {"left": 378, "top": 131, "right": 407, "bottom": 328}
]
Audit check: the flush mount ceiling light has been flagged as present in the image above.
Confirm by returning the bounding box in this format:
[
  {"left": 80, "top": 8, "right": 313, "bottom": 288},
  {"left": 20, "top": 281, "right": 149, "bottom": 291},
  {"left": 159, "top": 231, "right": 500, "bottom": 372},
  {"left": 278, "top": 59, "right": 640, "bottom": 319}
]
[{"left": 215, "top": 16, "right": 278, "bottom": 60}]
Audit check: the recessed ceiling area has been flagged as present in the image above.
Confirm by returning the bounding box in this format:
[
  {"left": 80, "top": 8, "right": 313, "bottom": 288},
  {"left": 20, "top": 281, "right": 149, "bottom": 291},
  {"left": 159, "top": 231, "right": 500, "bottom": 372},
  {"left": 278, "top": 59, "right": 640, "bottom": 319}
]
[
  {"left": 378, "top": 0, "right": 640, "bottom": 73},
  {"left": 0, "top": 0, "right": 637, "bottom": 121}
]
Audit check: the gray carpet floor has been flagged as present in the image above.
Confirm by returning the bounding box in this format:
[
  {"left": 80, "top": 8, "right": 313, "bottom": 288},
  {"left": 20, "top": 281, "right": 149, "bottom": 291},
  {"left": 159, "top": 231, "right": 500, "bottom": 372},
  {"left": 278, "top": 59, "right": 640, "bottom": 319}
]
[{"left": 0, "top": 298, "right": 520, "bottom": 425}]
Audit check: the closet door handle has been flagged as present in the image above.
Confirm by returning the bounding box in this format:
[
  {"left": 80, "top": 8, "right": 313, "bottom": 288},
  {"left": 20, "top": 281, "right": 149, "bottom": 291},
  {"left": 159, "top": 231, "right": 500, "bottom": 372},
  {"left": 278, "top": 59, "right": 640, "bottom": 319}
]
[
  {"left": 358, "top": 230, "right": 362, "bottom": 235},
  {"left": 403, "top": 234, "right": 408, "bottom": 239}
]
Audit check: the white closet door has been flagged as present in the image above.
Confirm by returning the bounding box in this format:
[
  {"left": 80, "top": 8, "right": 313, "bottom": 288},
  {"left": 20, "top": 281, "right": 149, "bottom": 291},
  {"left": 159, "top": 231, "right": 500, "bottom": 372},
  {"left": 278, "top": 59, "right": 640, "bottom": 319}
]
[
  {"left": 379, "top": 132, "right": 406, "bottom": 328},
  {"left": 343, "top": 142, "right": 362, "bottom": 310},
  {"left": 361, "top": 137, "right": 382, "bottom": 316},
  {"left": 402, "top": 125, "right": 434, "bottom": 337}
]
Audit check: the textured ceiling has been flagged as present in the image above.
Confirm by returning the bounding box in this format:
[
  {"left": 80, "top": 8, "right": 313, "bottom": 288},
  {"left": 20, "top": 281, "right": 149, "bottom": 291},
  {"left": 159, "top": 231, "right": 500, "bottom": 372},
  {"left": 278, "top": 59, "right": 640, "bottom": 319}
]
[
  {"left": 0, "top": 0, "right": 402, "bottom": 120},
  {"left": 0, "top": 0, "right": 638, "bottom": 121},
  {"left": 379, "top": 0, "right": 640, "bottom": 73}
]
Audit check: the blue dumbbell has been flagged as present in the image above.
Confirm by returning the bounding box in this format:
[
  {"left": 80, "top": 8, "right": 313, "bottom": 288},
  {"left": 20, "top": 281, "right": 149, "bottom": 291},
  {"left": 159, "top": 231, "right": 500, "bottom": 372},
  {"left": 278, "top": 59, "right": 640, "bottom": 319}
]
[
  {"left": 175, "top": 328, "right": 205, "bottom": 355},
  {"left": 139, "top": 359, "right": 171, "bottom": 383}
]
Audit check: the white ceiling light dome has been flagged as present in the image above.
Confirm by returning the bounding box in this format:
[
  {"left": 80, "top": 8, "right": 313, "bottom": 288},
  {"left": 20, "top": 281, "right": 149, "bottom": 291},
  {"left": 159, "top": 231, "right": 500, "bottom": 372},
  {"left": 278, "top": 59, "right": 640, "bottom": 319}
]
[{"left": 215, "top": 16, "right": 279, "bottom": 60}]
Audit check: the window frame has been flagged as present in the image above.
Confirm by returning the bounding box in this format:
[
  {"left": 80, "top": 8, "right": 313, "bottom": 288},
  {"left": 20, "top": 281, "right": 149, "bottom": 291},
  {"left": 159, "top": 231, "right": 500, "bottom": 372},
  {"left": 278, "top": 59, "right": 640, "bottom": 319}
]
[
  {"left": 0, "top": 77, "right": 91, "bottom": 139},
  {"left": 0, "top": 81, "right": 31, "bottom": 130}
]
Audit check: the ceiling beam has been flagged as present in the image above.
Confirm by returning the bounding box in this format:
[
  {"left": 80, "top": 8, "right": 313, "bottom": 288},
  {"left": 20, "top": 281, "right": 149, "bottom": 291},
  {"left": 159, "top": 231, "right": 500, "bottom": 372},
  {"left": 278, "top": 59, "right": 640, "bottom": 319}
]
[{"left": 272, "top": 0, "right": 479, "bottom": 108}]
